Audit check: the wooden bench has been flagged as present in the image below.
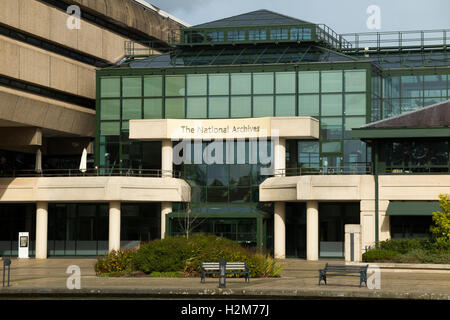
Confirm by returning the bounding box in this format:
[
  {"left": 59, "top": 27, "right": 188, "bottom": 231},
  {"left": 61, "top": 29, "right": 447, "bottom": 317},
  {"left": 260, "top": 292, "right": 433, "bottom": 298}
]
[
  {"left": 318, "top": 263, "right": 369, "bottom": 287},
  {"left": 200, "top": 262, "right": 250, "bottom": 283}
]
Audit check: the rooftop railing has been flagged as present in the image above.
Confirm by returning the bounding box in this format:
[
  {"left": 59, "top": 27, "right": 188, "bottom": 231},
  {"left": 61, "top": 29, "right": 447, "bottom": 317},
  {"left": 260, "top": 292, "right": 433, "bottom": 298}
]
[
  {"left": 0, "top": 168, "right": 182, "bottom": 178},
  {"left": 341, "top": 29, "right": 449, "bottom": 52}
]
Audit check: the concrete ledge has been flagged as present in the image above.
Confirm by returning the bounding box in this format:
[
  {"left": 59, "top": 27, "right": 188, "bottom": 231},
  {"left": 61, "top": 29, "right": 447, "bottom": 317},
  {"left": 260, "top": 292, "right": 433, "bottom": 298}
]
[
  {"left": 0, "top": 286, "right": 449, "bottom": 300},
  {"left": 347, "top": 262, "right": 450, "bottom": 272}
]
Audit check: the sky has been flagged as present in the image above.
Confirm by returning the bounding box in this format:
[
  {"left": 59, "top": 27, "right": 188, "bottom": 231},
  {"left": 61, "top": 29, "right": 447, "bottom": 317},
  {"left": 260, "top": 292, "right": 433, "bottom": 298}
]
[{"left": 145, "top": 0, "right": 450, "bottom": 33}]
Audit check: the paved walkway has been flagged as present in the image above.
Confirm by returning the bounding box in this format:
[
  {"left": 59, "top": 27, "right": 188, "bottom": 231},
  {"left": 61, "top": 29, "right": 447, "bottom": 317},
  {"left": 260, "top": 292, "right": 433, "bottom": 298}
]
[{"left": 0, "top": 258, "right": 449, "bottom": 299}]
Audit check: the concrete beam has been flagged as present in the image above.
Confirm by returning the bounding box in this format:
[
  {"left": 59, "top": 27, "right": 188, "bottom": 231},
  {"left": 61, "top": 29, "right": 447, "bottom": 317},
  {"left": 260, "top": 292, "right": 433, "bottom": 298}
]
[
  {"left": 0, "top": 176, "right": 191, "bottom": 203},
  {"left": 0, "top": 127, "right": 42, "bottom": 146},
  {"left": 0, "top": 85, "right": 95, "bottom": 137}
]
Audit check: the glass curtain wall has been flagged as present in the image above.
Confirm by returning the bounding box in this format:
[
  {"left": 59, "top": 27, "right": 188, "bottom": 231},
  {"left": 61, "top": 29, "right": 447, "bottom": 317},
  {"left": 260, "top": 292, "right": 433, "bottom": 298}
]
[
  {"left": 98, "top": 67, "right": 369, "bottom": 174},
  {"left": 382, "top": 73, "right": 449, "bottom": 119}
]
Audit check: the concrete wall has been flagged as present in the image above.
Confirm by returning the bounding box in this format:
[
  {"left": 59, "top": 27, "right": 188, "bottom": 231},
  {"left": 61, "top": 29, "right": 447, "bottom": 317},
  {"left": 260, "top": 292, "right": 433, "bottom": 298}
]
[
  {"left": 0, "top": 176, "right": 190, "bottom": 202},
  {"left": 0, "top": 85, "right": 95, "bottom": 137},
  {"left": 0, "top": 0, "right": 156, "bottom": 64},
  {"left": 68, "top": 0, "right": 186, "bottom": 44},
  {"left": 0, "top": 35, "right": 96, "bottom": 99}
]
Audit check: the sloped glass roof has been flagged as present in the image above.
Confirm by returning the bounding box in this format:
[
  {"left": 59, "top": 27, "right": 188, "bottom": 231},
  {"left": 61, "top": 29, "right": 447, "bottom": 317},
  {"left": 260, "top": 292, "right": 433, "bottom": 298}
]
[
  {"left": 193, "top": 9, "right": 312, "bottom": 28},
  {"left": 115, "top": 45, "right": 359, "bottom": 69}
]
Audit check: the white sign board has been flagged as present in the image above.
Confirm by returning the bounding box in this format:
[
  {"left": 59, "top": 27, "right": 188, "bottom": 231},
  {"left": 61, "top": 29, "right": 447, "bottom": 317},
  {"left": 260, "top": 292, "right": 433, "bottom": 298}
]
[{"left": 18, "top": 232, "right": 29, "bottom": 259}]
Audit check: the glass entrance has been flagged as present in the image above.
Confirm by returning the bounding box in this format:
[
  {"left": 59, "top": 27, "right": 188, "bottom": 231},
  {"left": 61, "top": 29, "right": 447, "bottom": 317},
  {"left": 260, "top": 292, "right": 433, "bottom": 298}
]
[
  {"left": 319, "top": 202, "right": 360, "bottom": 258},
  {"left": 286, "top": 203, "right": 306, "bottom": 258}
]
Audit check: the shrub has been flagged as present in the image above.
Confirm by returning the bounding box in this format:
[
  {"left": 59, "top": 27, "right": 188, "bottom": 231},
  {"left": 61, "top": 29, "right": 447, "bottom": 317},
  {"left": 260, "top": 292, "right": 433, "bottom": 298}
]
[
  {"left": 133, "top": 234, "right": 282, "bottom": 278},
  {"left": 95, "top": 249, "right": 135, "bottom": 275},
  {"left": 362, "top": 249, "right": 399, "bottom": 262},
  {"left": 133, "top": 236, "right": 191, "bottom": 274},
  {"left": 430, "top": 194, "right": 450, "bottom": 245}
]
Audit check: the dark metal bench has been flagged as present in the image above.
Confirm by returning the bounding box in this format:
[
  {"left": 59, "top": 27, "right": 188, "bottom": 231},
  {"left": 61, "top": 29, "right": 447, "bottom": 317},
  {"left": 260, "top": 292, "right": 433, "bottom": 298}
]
[
  {"left": 318, "top": 263, "right": 368, "bottom": 287},
  {"left": 200, "top": 262, "right": 249, "bottom": 283}
]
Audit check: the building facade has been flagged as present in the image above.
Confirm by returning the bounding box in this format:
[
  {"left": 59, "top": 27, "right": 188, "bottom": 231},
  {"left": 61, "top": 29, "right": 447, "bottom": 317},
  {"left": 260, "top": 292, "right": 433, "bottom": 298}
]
[
  {"left": 1, "top": 7, "right": 449, "bottom": 260},
  {"left": 0, "top": 0, "right": 188, "bottom": 258}
]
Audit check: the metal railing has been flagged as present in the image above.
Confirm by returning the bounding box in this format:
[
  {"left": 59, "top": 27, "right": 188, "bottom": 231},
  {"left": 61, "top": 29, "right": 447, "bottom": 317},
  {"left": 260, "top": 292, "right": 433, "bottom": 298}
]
[
  {"left": 341, "top": 29, "right": 449, "bottom": 52},
  {"left": 124, "top": 40, "right": 165, "bottom": 57},
  {"left": 274, "top": 164, "right": 373, "bottom": 176},
  {"left": 0, "top": 168, "right": 182, "bottom": 178}
]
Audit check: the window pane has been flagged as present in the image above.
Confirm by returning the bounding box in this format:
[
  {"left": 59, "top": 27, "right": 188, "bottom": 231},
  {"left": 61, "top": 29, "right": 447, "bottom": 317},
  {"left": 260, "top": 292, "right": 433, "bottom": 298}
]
[
  {"left": 424, "top": 74, "right": 446, "bottom": 98},
  {"left": 143, "top": 98, "right": 163, "bottom": 119},
  {"left": 253, "top": 73, "right": 273, "bottom": 94},
  {"left": 275, "top": 95, "right": 295, "bottom": 116},
  {"left": 299, "top": 94, "right": 319, "bottom": 116},
  {"left": 187, "top": 74, "right": 207, "bottom": 96},
  {"left": 321, "top": 117, "right": 342, "bottom": 139},
  {"left": 345, "top": 93, "right": 366, "bottom": 115},
  {"left": 401, "top": 75, "right": 422, "bottom": 98},
  {"left": 122, "top": 99, "right": 141, "bottom": 120},
  {"left": 322, "top": 141, "right": 341, "bottom": 153},
  {"left": 231, "top": 96, "right": 251, "bottom": 118},
  {"left": 321, "top": 94, "right": 342, "bottom": 116},
  {"left": 209, "top": 97, "right": 228, "bottom": 118},
  {"left": 383, "top": 76, "right": 400, "bottom": 99},
  {"left": 187, "top": 97, "right": 207, "bottom": 118},
  {"left": 100, "top": 122, "right": 120, "bottom": 135},
  {"left": 101, "top": 99, "right": 120, "bottom": 120},
  {"left": 344, "top": 70, "right": 366, "bottom": 92},
  {"left": 401, "top": 98, "right": 423, "bottom": 113},
  {"left": 165, "top": 98, "right": 185, "bottom": 118},
  {"left": 231, "top": 73, "right": 251, "bottom": 95},
  {"left": 298, "top": 71, "right": 319, "bottom": 93},
  {"left": 100, "top": 77, "right": 120, "bottom": 98},
  {"left": 322, "top": 71, "right": 342, "bottom": 92},
  {"left": 344, "top": 117, "right": 366, "bottom": 138},
  {"left": 207, "top": 165, "right": 228, "bottom": 186},
  {"left": 209, "top": 74, "right": 229, "bottom": 95},
  {"left": 253, "top": 96, "right": 273, "bottom": 117},
  {"left": 275, "top": 72, "right": 295, "bottom": 94},
  {"left": 344, "top": 140, "right": 367, "bottom": 163},
  {"left": 165, "top": 75, "right": 185, "bottom": 96},
  {"left": 144, "top": 76, "right": 163, "bottom": 97},
  {"left": 122, "top": 77, "right": 141, "bottom": 97}
]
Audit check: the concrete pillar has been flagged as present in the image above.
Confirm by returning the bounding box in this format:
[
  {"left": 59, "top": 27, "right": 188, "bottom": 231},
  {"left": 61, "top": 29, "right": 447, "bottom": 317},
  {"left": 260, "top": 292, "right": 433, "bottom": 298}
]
[
  {"left": 274, "top": 202, "right": 286, "bottom": 259},
  {"left": 35, "top": 201, "right": 48, "bottom": 259},
  {"left": 161, "top": 202, "right": 172, "bottom": 239},
  {"left": 109, "top": 201, "right": 121, "bottom": 253},
  {"left": 274, "top": 137, "right": 286, "bottom": 176},
  {"left": 161, "top": 139, "right": 173, "bottom": 178},
  {"left": 306, "top": 200, "right": 319, "bottom": 261}
]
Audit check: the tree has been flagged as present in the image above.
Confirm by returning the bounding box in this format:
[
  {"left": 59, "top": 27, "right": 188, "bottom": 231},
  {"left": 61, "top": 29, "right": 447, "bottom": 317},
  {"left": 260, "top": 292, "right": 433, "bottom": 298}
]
[
  {"left": 430, "top": 194, "right": 450, "bottom": 245},
  {"left": 175, "top": 203, "right": 206, "bottom": 240}
]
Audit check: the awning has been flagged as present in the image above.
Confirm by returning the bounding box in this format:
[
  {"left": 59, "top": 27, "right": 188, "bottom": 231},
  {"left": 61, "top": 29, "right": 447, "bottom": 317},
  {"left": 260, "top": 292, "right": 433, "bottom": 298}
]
[{"left": 386, "top": 201, "right": 441, "bottom": 216}]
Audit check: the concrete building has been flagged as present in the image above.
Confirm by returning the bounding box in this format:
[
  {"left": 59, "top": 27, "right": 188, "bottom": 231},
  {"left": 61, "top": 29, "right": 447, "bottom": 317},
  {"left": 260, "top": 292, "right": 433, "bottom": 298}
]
[
  {"left": 1, "top": 7, "right": 449, "bottom": 260},
  {"left": 0, "top": 0, "right": 188, "bottom": 258}
]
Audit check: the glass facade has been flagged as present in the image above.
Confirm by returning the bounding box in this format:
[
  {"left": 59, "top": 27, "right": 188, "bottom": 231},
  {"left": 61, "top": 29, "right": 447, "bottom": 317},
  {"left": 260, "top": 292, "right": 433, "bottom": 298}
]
[
  {"left": 376, "top": 138, "right": 450, "bottom": 173},
  {"left": 98, "top": 67, "right": 370, "bottom": 174},
  {"left": 381, "top": 74, "right": 449, "bottom": 119}
]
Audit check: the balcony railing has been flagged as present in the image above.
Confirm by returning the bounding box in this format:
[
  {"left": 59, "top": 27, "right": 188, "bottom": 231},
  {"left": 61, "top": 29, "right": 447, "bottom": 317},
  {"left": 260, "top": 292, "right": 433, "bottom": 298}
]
[
  {"left": 274, "top": 164, "right": 373, "bottom": 176},
  {"left": 0, "top": 168, "right": 182, "bottom": 178}
]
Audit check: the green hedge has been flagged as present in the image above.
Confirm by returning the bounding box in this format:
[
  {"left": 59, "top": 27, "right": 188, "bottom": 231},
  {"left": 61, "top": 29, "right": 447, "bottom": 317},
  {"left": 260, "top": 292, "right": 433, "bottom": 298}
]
[
  {"left": 95, "top": 234, "right": 282, "bottom": 278},
  {"left": 363, "top": 239, "right": 450, "bottom": 264}
]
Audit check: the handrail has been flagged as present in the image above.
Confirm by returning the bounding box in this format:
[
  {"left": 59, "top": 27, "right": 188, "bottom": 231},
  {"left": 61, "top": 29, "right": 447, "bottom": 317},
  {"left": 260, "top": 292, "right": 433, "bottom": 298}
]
[
  {"left": 0, "top": 168, "right": 182, "bottom": 178},
  {"left": 341, "top": 29, "right": 449, "bottom": 51},
  {"left": 274, "top": 164, "right": 373, "bottom": 176}
]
